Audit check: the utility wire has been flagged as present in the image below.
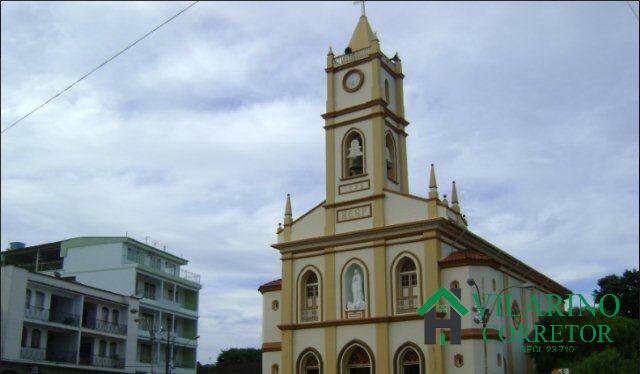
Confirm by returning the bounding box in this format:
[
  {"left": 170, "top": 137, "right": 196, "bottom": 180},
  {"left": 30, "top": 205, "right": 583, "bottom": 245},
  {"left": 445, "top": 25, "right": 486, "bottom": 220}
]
[
  {"left": 627, "top": 1, "right": 639, "bottom": 20},
  {"left": 1, "top": 1, "right": 199, "bottom": 134}
]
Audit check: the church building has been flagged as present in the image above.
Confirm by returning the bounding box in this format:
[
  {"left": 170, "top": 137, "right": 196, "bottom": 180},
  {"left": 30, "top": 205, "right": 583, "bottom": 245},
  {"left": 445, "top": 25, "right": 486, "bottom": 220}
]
[{"left": 259, "top": 13, "right": 569, "bottom": 374}]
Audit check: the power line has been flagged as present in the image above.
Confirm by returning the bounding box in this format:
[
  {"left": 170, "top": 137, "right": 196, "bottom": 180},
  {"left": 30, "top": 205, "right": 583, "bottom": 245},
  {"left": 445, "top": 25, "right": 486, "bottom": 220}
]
[
  {"left": 1, "top": 1, "right": 199, "bottom": 134},
  {"left": 627, "top": 1, "right": 639, "bottom": 21}
]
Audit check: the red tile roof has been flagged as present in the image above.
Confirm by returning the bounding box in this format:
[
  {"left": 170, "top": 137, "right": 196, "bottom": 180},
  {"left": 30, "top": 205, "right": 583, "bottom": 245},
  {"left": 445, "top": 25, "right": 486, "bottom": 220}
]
[
  {"left": 439, "top": 250, "right": 498, "bottom": 268},
  {"left": 258, "top": 278, "right": 282, "bottom": 293}
]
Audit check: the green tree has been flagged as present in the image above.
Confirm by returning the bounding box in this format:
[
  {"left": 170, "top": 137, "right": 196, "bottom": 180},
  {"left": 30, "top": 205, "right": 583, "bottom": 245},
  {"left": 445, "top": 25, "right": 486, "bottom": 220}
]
[
  {"left": 215, "top": 348, "right": 261, "bottom": 366},
  {"left": 569, "top": 349, "right": 636, "bottom": 374},
  {"left": 526, "top": 310, "right": 639, "bottom": 373},
  {"left": 592, "top": 268, "right": 639, "bottom": 319}
]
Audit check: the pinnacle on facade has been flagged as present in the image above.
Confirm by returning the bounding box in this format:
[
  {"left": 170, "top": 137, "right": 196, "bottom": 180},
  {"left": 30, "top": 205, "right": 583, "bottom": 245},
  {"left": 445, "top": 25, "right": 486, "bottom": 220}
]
[
  {"left": 428, "top": 164, "right": 439, "bottom": 199},
  {"left": 442, "top": 194, "right": 449, "bottom": 207},
  {"left": 284, "top": 194, "right": 292, "bottom": 226},
  {"left": 451, "top": 181, "right": 460, "bottom": 212}
]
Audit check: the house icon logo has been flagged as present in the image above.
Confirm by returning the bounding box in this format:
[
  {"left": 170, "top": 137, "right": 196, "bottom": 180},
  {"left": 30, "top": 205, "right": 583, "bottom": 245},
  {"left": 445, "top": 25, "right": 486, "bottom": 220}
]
[{"left": 417, "top": 287, "right": 469, "bottom": 345}]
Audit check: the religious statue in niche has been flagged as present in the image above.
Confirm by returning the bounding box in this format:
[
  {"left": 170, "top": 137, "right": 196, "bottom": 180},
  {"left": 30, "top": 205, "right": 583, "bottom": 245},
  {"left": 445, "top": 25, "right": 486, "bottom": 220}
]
[{"left": 346, "top": 265, "right": 366, "bottom": 315}]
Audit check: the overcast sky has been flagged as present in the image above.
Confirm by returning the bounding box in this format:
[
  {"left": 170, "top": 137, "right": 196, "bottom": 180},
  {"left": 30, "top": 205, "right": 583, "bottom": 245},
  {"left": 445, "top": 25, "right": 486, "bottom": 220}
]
[{"left": 2, "top": 1, "right": 638, "bottom": 363}]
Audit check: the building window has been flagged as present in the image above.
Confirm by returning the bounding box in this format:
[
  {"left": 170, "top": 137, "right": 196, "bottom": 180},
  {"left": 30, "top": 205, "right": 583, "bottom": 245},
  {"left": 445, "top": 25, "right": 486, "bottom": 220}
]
[
  {"left": 271, "top": 364, "right": 279, "bottom": 374},
  {"left": 450, "top": 280, "right": 460, "bottom": 290},
  {"left": 396, "top": 345, "right": 422, "bottom": 374},
  {"left": 395, "top": 257, "right": 418, "bottom": 314},
  {"left": 384, "top": 79, "right": 390, "bottom": 102},
  {"left": 511, "top": 301, "right": 522, "bottom": 328},
  {"left": 497, "top": 353, "right": 502, "bottom": 366},
  {"left": 111, "top": 309, "right": 120, "bottom": 325},
  {"left": 109, "top": 342, "right": 117, "bottom": 358},
  {"left": 385, "top": 132, "right": 397, "bottom": 182},
  {"left": 492, "top": 278, "right": 497, "bottom": 291},
  {"left": 272, "top": 300, "right": 279, "bottom": 311},
  {"left": 144, "top": 282, "right": 156, "bottom": 299},
  {"left": 139, "top": 343, "right": 153, "bottom": 363},
  {"left": 31, "top": 329, "right": 41, "bottom": 348},
  {"left": 343, "top": 130, "right": 365, "bottom": 178},
  {"left": 99, "top": 340, "right": 107, "bottom": 357},
  {"left": 165, "top": 261, "right": 177, "bottom": 275},
  {"left": 101, "top": 307, "right": 109, "bottom": 322},
  {"left": 298, "top": 349, "right": 322, "bottom": 374},
  {"left": 301, "top": 270, "right": 320, "bottom": 322},
  {"left": 340, "top": 343, "right": 373, "bottom": 374},
  {"left": 21, "top": 327, "right": 28, "bottom": 347},
  {"left": 35, "top": 291, "right": 45, "bottom": 308}
]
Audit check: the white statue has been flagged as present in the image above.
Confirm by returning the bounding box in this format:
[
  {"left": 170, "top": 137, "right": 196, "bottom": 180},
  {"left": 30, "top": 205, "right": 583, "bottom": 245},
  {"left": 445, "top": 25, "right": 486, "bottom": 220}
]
[{"left": 347, "top": 268, "right": 365, "bottom": 310}]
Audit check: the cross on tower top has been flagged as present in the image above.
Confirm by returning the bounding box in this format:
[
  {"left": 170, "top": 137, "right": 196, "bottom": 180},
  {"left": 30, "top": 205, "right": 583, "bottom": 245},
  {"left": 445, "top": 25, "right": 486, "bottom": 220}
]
[{"left": 353, "top": 0, "right": 366, "bottom": 16}]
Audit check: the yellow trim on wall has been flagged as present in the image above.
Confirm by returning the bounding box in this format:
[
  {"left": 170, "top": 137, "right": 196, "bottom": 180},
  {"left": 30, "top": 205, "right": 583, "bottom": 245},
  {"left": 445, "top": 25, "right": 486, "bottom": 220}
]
[
  {"left": 424, "top": 232, "right": 444, "bottom": 374},
  {"left": 281, "top": 254, "right": 294, "bottom": 373},
  {"left": 375, "top": 322, "right": 390, "bottom": 373}
]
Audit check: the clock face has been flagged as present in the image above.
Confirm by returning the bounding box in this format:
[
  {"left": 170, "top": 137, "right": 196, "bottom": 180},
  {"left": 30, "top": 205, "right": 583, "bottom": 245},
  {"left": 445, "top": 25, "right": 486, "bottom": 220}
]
[{"left": 343, "top": 69, "right": 364, "bottom": 92}]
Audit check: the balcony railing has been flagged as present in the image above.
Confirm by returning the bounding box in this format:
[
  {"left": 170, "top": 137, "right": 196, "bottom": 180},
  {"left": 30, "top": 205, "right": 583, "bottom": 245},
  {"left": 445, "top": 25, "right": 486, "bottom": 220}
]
[
  {"left": 180, "top": 268, "right": 201, "bottom": 285},
  {"left": 25, "top": 306, "right": 49, "bottom": 321},
  {"left": 136, "top": 288, "right": 157, "bottom": 300},
  {"left": 79, "top": 354, "right": 125, "bottom": 368},
  {"left": 38, "top": 260, "right": 64, "bottom": 271},
  {"left": 50, "top": 309, "right": 80, "bottom": 326},
  {"left": 301, "top": 308, "right": 319, "bottom": 322},
  {"left": 46, "top": 349, "right": 77, "bottom": 363},
  {"left": 20, "top": 347, "right": 46, "bottom": 361},
  {"left": 83, "top": 318, "right": 127, "bottom": 335},
  {"left": 25, "top": 306, "right": 80, "bottom": 326},
  {"left": 128, "top": 252, "right": 201, "bottom": 286},
  {"left": 139, "top": 354, "right": 157, "bottom": 364},
  {"left": 396, "top": 297, "right": 418, "bottom": 313},
  {"left": 333, "top": 47, "right": 371, "bottom": 67},
  {"left": 174, "top": 359, "right": 196, "bottom": 368},
  {"left": 161, "top": 298, "right": 182, "bottom": 309}
]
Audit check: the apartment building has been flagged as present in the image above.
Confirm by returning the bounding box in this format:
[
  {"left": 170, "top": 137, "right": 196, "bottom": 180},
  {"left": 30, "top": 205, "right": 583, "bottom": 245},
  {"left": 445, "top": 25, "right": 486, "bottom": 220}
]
[
  {"left": 1, "top": 237, "right": 201, "bottom": 373},
  {"left": 1, "top": 264, "right": 139, "bottom": 373}
]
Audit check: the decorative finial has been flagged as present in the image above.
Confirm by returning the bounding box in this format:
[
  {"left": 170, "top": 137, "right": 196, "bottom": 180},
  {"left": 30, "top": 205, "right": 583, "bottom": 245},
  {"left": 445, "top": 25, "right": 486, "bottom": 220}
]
[
  {"left": 353, "top": 0, "right": 366, "bottom": 16},
  {"left": 442, "top": 194, "right": 449, "bottom": 207},
  {"left": 328, "top": 46, "right": 334, "bottom": 55},
  {"left": 284, "top": 194, "right": 292, "bottom": 225},
  {"left": 451, "top": 181, "right": 460, "bottom": 212},
  {"left": 428, "top": 164, "right": 439, "bottom": 199}
]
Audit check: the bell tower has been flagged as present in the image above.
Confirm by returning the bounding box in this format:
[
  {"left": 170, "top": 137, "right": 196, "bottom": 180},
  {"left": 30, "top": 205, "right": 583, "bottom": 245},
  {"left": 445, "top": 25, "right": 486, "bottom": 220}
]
[{"left": 323, "top": 15, "right": 409, "bottom": 232}]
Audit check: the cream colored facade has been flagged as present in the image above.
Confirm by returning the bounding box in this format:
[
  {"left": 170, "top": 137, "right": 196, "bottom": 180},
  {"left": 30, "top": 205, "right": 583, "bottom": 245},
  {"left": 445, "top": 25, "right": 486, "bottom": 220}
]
[{"left": 260, "top": 15, "right": 569, "bottom": 374}]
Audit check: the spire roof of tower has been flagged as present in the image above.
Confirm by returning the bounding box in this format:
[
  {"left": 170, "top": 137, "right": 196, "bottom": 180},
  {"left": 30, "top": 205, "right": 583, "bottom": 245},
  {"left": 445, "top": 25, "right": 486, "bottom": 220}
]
[
  {"left": 428, "top": 164, "right": 439, "bottom": 199},
  {"left": 284, "top": 193, "right": 292, "bottom": 225},
  {"left": 348, "top": 15, "right": 376, "bottom": 51},
  {"left": 451, "top": 181, "right": 460, "bottom": 212}
]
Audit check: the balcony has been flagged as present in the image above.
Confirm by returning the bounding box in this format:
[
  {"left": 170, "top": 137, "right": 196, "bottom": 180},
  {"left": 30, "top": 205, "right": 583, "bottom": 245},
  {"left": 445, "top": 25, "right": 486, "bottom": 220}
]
[
  {"left": 161, "top": 298, "right": 182, "bottom": 309},
  {"left": 79, "top": 354, "right": 125, "bottom": 368},
  {"left": 50, "top": 309, "right": 81, "bottom": 326},
  {"left": 396, "top": 297, "right": 418, "bottom": 314},
  {"left": 301, "top": 308, "right": 319, "bottom": 322},
  {"left": 82, "top": 317, "right": 127, "bottom": 335},
  {"left": 24, "top": 306, "right": 49, "bottom": 322},
  {"left": 136, "top": 288, "right": 157, "bottom": 300},
  {"left": 25, "top": 306, "right": 80, "bottom": 326},
  {"left": 20, "top": 347, "right": 46, "bottom": 361},
  {"left": 46, "top": 349, "right": 77, "bottom": 364},
  {"left": 38, "top": 259, "right": 64, "bottom": 272},
  {"left": 332, "top": 47, "right": 371, "bottom": 67},
  {"left": 128, "top": 252, "right": 201, "bottom": 286}
]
